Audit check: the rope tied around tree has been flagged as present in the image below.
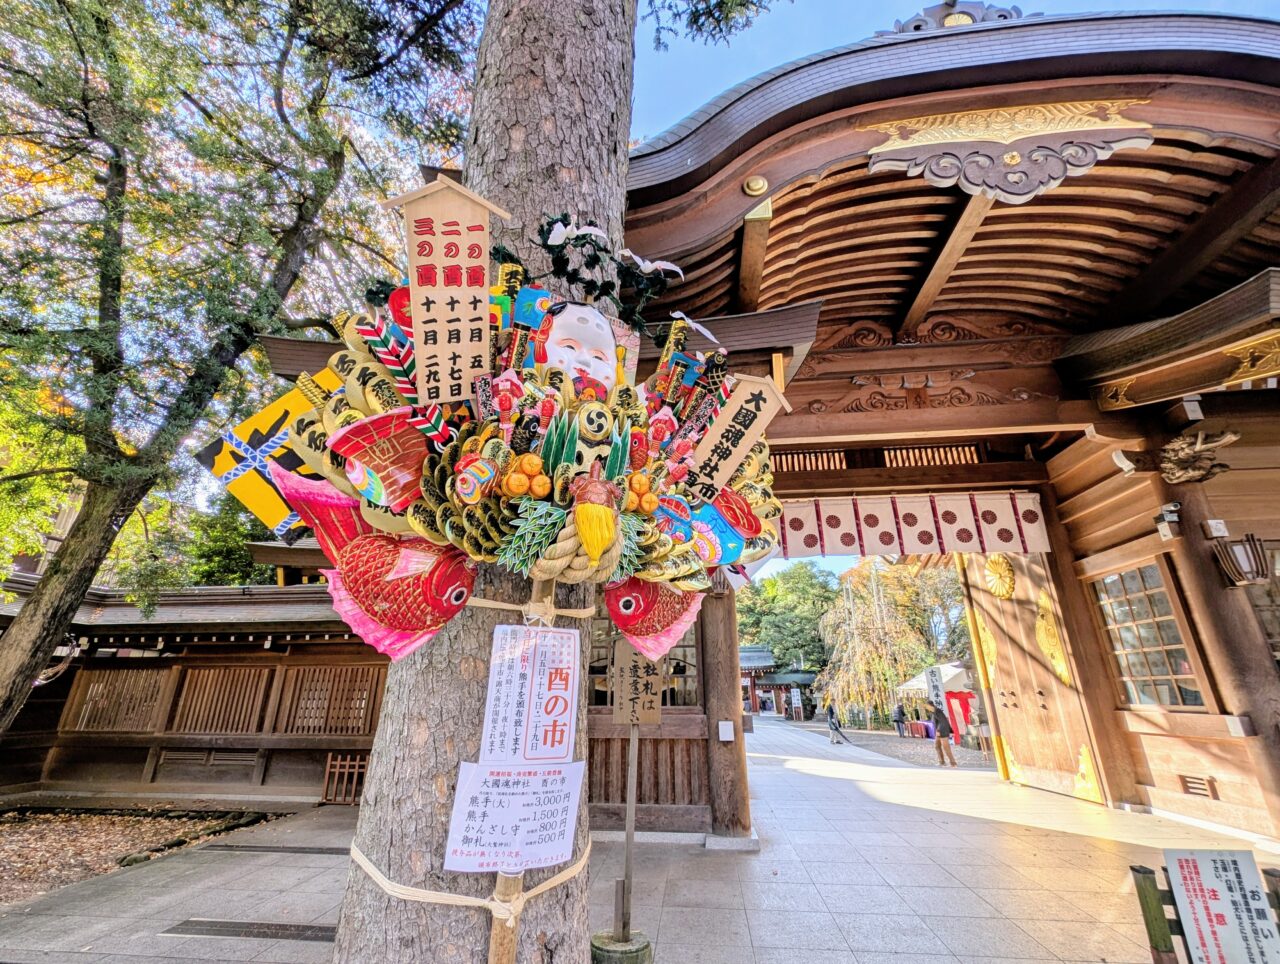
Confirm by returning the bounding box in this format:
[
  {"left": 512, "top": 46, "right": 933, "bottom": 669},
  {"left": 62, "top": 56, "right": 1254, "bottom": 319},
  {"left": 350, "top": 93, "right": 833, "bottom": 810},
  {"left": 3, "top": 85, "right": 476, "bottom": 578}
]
[{"left": 347, "top": 840, "right": 592, "bottom": 929}]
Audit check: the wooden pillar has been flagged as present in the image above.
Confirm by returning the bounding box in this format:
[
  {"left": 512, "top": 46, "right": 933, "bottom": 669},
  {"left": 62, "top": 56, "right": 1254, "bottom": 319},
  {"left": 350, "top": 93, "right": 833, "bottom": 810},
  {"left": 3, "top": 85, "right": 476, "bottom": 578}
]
[
  {"left": 1164, "top": 482, "right": 1280, "bottom": 835},
  {"left": 702, "top": 575, "right": 752, "bottom": 837},
  {"left": 1039, "top": 486, "right": 1141, "bottom": 808},
  {"left": 955, "top": 558, "right": 1010, "bottom": 781}
]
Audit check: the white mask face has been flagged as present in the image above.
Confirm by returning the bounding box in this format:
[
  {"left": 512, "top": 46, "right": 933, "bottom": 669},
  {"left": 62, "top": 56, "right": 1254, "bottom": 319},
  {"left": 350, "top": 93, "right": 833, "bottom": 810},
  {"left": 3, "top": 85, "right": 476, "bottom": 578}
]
[{"left": 544, "top": 304, "right": 617, "bottom": 394}]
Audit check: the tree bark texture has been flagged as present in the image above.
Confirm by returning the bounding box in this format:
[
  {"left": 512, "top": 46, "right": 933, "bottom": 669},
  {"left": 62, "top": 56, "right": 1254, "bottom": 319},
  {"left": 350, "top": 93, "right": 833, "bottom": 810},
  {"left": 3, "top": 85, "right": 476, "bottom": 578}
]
[
  {"left": 332, "top": 572, "right": 595, "bottom": 964},
  {"left": 0, "top": 479, "right": 152, "bottom": 731},
  {"left": 465, "top": 0, "right": 638, "bottom": 265},
  {"left": 335, "top": 6, "right": 638, "bottom": 959}
]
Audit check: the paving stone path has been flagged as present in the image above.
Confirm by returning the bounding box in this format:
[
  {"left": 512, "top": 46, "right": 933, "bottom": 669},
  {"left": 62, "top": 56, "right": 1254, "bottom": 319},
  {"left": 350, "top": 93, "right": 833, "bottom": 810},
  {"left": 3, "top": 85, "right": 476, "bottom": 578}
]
[{"left": 1, "top": 715, "right": 1275, "bottom": 962}]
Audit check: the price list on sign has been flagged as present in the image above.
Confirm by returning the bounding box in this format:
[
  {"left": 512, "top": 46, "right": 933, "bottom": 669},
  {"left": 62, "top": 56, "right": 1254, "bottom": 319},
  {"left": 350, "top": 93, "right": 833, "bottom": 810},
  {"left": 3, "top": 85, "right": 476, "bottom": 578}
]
[
  {"left": 380, "top": 177, "right": 509, "bottom": 406},
  {"left": 1166, "top": 849, "right": 1280, "bottom": 963},
  {"left": 444, "top": 761, "right": 585, "bottom": 873},
  {"left": 446, "top": 624, "right": 585, "bottom": 874}
]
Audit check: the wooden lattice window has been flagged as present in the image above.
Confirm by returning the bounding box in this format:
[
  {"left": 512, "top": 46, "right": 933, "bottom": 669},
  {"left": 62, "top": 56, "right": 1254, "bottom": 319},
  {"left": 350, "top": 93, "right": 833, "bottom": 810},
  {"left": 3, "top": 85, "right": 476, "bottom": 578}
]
[
  {"left": 1092, "top": 561, "right": 1205, "bottom": 708},
  {"left": 170, "top": 666, "right": 272, "bottom": 734},
  {"left": 274, "top": 665, "right": 385, "bottom": 736},
  {"left": 63, "top": 668, "right": 168, "bottom": 732},
  {"left": 322, "top": 752, "right": 368, "bottom": 805}
]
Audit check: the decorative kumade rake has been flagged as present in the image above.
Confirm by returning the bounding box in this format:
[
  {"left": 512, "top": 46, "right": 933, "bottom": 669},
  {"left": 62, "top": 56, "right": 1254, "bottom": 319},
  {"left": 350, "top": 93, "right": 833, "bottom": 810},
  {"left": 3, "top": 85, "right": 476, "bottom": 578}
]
[{"left": 205, "top": 193, "right": 789, "bottom": 663}]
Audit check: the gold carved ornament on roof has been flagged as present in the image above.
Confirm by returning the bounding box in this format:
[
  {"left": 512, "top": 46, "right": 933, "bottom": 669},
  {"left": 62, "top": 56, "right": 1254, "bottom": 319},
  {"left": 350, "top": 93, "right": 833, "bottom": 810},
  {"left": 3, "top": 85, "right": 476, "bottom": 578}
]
[{"left": 860, "top": 100, "right": 1153, "bottom": 204}]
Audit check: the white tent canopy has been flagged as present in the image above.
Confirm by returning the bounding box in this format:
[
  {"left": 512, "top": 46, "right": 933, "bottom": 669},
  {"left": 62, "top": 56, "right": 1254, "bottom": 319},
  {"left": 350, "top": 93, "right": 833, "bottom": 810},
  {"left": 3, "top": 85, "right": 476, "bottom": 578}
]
[{"left": 898, "top": 661, "right": 971, "bottom": 698}]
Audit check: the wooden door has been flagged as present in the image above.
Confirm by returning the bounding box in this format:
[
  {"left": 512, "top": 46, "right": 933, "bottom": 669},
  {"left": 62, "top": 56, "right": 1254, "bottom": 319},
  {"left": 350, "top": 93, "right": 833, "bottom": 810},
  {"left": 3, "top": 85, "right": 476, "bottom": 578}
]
[{"left": 965, "top": 552, "right": 1104, "bottom": 803}]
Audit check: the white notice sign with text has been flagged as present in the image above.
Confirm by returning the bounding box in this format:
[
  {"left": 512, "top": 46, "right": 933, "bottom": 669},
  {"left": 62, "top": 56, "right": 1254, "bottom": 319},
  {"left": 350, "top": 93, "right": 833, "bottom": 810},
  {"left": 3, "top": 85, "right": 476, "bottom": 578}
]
[
  {"left": 1166, "top": 849, "right": 1280, "bottom": 963},
  {"left": 481, "top": 625, "right": 580, "bottom": 765},
  {"left": 444, "top": 761, "right": 585, "bottom": 873}
]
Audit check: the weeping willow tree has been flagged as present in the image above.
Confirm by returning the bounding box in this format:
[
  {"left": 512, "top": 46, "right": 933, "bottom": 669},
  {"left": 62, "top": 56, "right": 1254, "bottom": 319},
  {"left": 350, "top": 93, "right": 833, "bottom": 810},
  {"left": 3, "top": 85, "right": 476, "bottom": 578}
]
[{"left": 816, "top": 560, "right": 936, "bottom": 721}]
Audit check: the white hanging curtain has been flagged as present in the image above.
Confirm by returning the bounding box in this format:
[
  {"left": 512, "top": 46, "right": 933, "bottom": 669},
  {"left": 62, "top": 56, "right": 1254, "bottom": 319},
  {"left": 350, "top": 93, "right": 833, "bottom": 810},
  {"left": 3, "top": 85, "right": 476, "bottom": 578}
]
[{"left": 778, "top": 491, "right": 1050, "bottom": 558}]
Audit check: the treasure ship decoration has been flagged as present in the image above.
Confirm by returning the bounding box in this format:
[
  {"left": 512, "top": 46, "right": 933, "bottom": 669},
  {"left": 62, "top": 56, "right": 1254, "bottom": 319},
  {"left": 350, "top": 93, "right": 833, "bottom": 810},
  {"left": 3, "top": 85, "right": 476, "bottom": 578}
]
[{"left": 203, "top": 177, "right": 789, "bottom": 662}]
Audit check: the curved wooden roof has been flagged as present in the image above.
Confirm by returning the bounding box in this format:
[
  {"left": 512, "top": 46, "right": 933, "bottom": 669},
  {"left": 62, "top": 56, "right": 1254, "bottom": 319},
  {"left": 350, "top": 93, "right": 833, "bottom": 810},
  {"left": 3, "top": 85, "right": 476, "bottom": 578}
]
[
  {"left": 629, "top": 11, "right": 1280, "bottom": 205},
  {"left": 625, "top": 11, "right": 1280, "bottom": 346}
]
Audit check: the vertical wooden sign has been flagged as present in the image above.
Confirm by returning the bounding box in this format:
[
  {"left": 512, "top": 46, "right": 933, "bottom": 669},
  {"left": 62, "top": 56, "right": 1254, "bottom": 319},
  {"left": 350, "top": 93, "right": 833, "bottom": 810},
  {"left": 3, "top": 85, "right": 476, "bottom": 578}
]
[
  {"left": 381, "top": 177, "right": 510, "bottom": 407},
  {"left": 686, "top": 372, "right": 791, "bottom": 502},
  {"left": 612, "top": 638, "right": 663, "bottom": 725}
]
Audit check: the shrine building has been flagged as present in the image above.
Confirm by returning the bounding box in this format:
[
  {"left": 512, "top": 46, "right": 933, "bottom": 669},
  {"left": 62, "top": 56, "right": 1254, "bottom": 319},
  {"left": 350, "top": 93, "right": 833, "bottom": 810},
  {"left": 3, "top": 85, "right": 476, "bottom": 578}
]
[{"left": 5, "top": 4, "right": 1280, "bottom": 841}]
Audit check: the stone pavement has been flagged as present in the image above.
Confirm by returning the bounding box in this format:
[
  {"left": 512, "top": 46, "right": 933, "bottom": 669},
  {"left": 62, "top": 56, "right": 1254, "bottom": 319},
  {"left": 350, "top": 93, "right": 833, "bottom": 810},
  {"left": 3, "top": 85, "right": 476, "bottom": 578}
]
[{"left": 2, "top": 715, "right": 1277, "bottom": 963}]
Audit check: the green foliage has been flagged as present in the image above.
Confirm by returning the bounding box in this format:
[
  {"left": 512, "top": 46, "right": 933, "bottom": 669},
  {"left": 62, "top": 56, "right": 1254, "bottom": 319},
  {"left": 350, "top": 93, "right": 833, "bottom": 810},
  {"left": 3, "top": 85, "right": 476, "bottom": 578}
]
[
  {"left": 539, "top": 413, "right": 570, "bottom": 474},
  {"left": 736, "top": 561, "right": 838, "bottom": 670},
  {"left": 188, "top": 493, "right": 276, "bottom": 587},
  {"left": 604, "top": 417, "right": 629, "bottom": 480},
  {"left": 497, "top": 498, "right": 567, "bottom": 578},
  {"left": 815, "top": 559, "right": 971, "bottom": 717},
  {"left": 610, "top": 511, "right": 647, "bottom": 582},
  {"left": 0, "top": 0, "right": 478, "bottom": 586},
  {"left": 0, "top": 361, "right": 83, "bottom": 584},
  {"left": 645, "top": 0, "right": 780, "bottom": 49},
  {"left": 103, "top": 498, "right": 195, "bottom": 617}
]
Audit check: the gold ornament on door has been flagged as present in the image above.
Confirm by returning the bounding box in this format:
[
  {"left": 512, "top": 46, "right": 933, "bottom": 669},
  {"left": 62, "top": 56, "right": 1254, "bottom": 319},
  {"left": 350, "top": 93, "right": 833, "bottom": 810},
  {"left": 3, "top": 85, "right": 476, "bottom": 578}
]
[{"left": 985, "top": 554, "right": 1016, "bottom": 599}]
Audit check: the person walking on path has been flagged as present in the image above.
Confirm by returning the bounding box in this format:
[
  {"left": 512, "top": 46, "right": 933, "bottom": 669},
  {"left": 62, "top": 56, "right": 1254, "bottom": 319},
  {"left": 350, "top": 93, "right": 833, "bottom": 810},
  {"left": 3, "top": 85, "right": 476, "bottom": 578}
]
[
  {"left": 892, "top": 702, "right": 906, "bottom": 738},
  {"left": 827, "top": 703, "right": 850, "bottom": 744},
  {"left": 926, "top": 700, "right": 958, "bottom": 767}
]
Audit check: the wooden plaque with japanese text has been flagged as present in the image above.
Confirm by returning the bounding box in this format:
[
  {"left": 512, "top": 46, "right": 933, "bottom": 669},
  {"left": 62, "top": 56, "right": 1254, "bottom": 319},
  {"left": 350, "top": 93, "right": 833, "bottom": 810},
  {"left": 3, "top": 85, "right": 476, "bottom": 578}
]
[
  {"left": 612, "top": 638, "right": 663, "bottom": 726},
  {"left": 380, "top": 178, "right": 508, "bottom": 407},
  {"left": 687, "top": 372, "right": 790, "bottom": 501}
]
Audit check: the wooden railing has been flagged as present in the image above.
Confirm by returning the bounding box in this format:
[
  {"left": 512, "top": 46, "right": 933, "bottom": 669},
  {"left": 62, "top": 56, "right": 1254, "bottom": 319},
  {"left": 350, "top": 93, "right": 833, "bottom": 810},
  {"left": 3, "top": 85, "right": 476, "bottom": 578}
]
[
  {"left": 61, "top": 667, "right": 168, "bottom": 732},
  {"left": 60, "top": 662, "right": 384, "bottom": 739},
  {"left": 172, "top": 667, "right": 272, "bottom": 734}
]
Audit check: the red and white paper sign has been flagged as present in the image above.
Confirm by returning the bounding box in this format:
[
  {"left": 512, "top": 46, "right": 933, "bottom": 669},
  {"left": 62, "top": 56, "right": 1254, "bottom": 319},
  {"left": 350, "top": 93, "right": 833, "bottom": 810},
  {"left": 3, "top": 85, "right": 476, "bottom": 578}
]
[
  {"left": 480, "top": 625, "right": 580, "bottom": 765},
  {"left": 444, "top": 761, "right": 585, "bottom": 873},
  {"left": 1166, "top": 849, "right": 1280, "bottom": 963},
  {"left": 381, "top": 178, "right": 508, "bottom": 407}
]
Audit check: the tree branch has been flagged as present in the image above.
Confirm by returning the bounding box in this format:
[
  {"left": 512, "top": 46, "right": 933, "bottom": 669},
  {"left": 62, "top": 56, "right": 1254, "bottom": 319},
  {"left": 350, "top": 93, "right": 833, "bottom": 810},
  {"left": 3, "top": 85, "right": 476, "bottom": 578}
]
[
  {"left": 179, "top": 88, "right": 293, "bottom": 174},
  {"left": 281, "top": 315, "right": 340, "bottom": 338},
  {"left": 0, "top": 467, "right": 79, "bottom": 485},
  {"left": 343, "top": 0, "right": 466, "bottom": 81},
  {"left": 272, "top": 21, "right": 305, "bottom": 145}
]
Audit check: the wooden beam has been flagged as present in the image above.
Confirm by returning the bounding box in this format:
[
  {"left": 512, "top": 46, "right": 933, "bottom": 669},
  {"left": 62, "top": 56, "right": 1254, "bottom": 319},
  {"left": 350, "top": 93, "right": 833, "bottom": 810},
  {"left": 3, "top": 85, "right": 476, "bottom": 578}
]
[
  {"left": 900, "top": 193, "right": 995, "bottom": 337},
  {"left": 734, "top": 198, "right": 772, "bottom": 313},
  {"left": 772, "top": 460, "right": 1047, "bottom": 497},
  {"left": 1108, "top": 153, "right": 1280, "bottom": 319},
  {"left": 770, "top": 399, "right": 1141, "bottom": 446}
]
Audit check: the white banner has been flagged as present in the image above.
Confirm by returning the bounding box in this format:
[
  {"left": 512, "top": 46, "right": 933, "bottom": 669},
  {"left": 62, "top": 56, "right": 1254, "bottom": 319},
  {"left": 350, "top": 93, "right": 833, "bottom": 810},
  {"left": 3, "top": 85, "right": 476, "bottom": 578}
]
[
  {"left": 449, "top": 625, "right": 585, "bottom": 874},
  {"left": 778, "top": 491, "right": 1050, "bottom": 558}
]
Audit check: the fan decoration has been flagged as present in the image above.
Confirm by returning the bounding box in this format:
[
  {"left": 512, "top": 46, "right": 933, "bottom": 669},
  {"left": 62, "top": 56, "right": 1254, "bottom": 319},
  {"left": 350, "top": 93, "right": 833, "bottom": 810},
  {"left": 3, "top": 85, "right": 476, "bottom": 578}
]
[{"left": 203, "top": 178, "right": 789, "bottom": 662}]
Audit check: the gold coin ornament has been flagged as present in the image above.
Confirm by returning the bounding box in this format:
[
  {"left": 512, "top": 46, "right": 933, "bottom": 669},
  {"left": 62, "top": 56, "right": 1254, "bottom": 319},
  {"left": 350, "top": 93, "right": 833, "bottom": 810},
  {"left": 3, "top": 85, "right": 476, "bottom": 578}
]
[
  {"left": 985, "top": 553, "right": 1016, "bottom": 599},
  {"left": 202, "top": 209, "right": 788, "bottom": 664}
]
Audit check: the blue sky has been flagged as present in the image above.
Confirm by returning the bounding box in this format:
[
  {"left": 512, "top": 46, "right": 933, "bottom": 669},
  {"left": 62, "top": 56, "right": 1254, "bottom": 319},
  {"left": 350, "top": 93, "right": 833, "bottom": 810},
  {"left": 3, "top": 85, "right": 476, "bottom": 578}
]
[
  {"left": 754, "top": 554, "right": 856, "bottom": 582},
  {"left": 631, "top": 0, "right": 1279, "bottom": 140}
]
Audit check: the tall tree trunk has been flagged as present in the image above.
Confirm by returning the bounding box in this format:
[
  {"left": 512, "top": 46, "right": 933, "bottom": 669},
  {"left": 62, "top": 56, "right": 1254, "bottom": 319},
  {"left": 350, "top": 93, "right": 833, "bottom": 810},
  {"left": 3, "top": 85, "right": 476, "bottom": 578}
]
[
  {"left": 0, "top": 478, "right": 152, "bottom": 731},
  {"left": 334, "top": 2, "right": 637, "bottom": 961}
]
